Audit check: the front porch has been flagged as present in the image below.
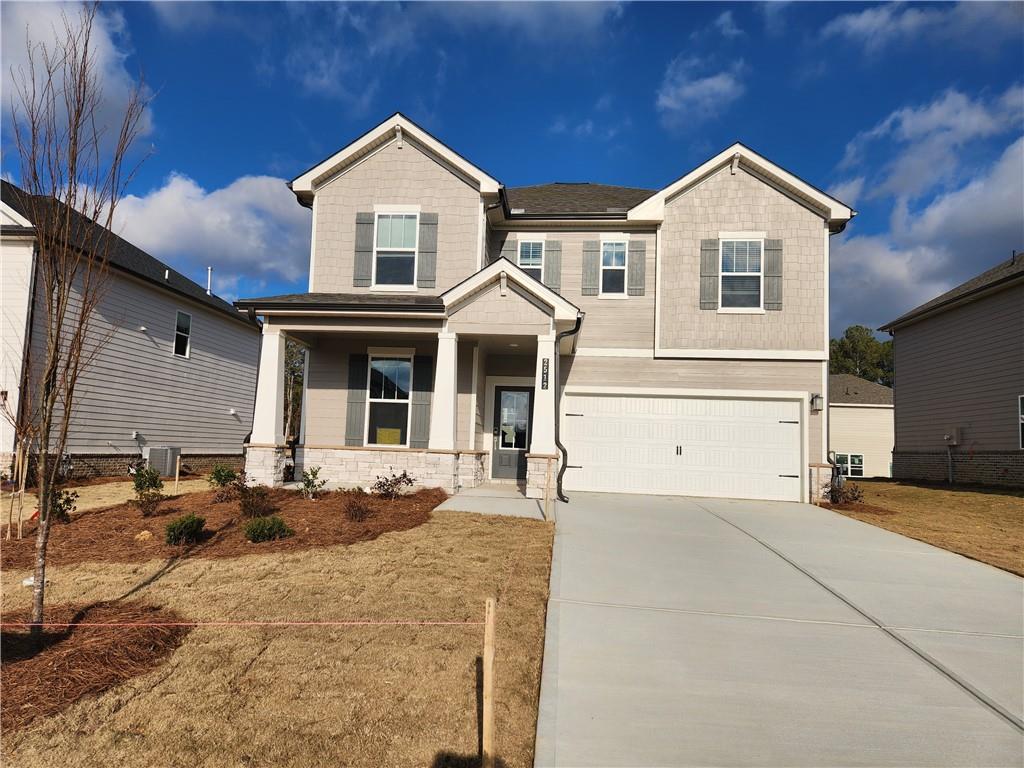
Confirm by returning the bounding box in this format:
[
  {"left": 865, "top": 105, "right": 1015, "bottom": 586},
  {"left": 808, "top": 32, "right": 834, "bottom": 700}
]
[{"left": 242, "top": 261, "right": 580, "bottom": 500}]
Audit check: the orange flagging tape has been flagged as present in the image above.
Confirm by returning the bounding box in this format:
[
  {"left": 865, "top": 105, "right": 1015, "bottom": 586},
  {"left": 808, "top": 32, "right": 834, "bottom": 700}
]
[{"left": 0, "top": 619, "right": 485, "bottom": 628}]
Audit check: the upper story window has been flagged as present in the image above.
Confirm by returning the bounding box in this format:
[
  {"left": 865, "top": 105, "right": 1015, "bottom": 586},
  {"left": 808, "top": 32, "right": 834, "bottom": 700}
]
[
  {"left": 374, "top": 213, "right": 418, "bottom": 287},
  {"left": 518, "top": 241, "right": 544, "bottom": 281},
  {"left": 601, "top": 241, "right": 627, "bottom": 295},
  {"left": 173, "top": 311, "right": 191, "bottom": 358},
  {"left": 720, "top": 239, "right": 762, "bottom": 310},
  {"left": 367, "top": 355, "right": 412, "bottom": 446}
]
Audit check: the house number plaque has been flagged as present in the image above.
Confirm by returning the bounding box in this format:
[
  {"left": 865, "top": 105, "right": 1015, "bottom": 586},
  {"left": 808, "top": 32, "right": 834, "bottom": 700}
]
[{"left": 541, "top": 358, "right": 549, "bottom": 390}]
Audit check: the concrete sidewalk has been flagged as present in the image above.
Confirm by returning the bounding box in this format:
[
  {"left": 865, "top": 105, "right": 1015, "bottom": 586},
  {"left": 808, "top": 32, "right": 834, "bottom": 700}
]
[{"left": 534, "top": 493, "right": 1024, "bottom": 767}]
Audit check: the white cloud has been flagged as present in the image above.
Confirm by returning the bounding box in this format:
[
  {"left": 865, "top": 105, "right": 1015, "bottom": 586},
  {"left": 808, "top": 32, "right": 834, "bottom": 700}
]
[
  {"left": 428, "top": 2, "right": 623, "bottom": 43},
  {"left": 758, "top": 1, "right": 791, "bottom": 36},
  {"left": 148, "top": 1, "right": 220, "bottom": 31},
  {"left": 112, "top": 174, "right": 311, "bottom": 297},
  {"left": 714, "top": 11, "right": 744, "bottom": 39},
  {"left": 656, "top": 56, "right": 745, "bottom": 129},
  {"left": 829, "top": 177, "right": 864, "bottom": 208},
  {"left": 822, "top": 2, "right": 1023, "bottom": 54},
  {"left": 2, "top": 2, "right": 153, "bottom": 137}
]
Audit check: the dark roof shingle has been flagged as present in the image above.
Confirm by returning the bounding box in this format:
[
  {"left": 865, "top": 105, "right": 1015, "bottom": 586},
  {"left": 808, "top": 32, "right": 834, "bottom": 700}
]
[
  {"left": 504, "top": 183, "right": 656, "bottom": 216},
  {"left": 234, "top": 292, "right": 445, "bottom": 312},
  {"left": 1, "top": 180, "right": 256, "bottom": 328},
  {"left": 829, "top": 374, "right": 893, "bottom": 405},
  {"left": 880, "top": 252, "right": 1024, "bottom": 331}
]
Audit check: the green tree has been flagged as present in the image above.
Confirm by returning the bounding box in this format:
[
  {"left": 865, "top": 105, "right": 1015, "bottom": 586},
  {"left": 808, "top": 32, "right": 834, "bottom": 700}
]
[
  {"left": 282, "top": 339, "right": 305, "bottom": 442},
  {"left": 829, "top": 325, "right": 894, "bottom": 386}
]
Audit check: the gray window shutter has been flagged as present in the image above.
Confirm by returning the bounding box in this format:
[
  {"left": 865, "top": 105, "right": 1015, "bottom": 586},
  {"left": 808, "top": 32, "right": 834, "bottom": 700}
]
[
  {"left": 499, "top": 236, "right": 517, "bottom": 265},
  {"left": 345, "top": 353, "right": 368, "bottom": 446},
  {"left": 409, "top": 355, "right": 433, "bottom": 449},
  {"left": 764, "top": 239, "right": 783, "bottom": 311},
  {"left": 354, "top": 213, "right": 374, "bottom": 287},
  {"left": 582, "top": 241, "right": 600, "bottom": 296},
  {"left": 627, "top": 240, "right": 646, "bottom": 296},
  {"left": 543, "top": 240, "right": 561, "bottom": 292},
  {"left": 417, "top": 213, "right": 438, "bottom": 289},
  {"left": 699, "top": 239, "right": 719, "bottom": 310}
]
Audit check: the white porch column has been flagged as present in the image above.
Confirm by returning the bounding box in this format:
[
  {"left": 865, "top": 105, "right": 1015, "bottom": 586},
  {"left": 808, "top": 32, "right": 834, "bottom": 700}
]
[
  {"left": 251, "top": 326, "right": 286, "bottom": 445},
  {"left": 428, "top": 331, "right": 458, "bottom": 450},
  {"left": 530, "top": 333, "right": 557, "bottom": 455}
]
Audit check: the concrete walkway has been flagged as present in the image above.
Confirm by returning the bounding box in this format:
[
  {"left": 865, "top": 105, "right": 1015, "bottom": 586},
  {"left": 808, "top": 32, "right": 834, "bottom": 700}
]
[
  {"left": 534, "top": 493, "right": 1024, "bottom": 767},
  {"left": 436, "top": 483, "right": 546, "bottom": 520}
]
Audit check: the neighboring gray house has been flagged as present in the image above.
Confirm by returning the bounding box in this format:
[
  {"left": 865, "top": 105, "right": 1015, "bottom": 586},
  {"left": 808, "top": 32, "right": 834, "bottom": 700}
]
[
  {"left": 880, "top": 253, "right": 1024, "bottom": 487},
  {"left": 237, "top": 114, "right": 855, "bottom": 503},
  {"left": 1, "top": 180, "right": 260, "bottom": 477},
  {"left": 828, "top": 374, "right": 894, "bottom": 479}
]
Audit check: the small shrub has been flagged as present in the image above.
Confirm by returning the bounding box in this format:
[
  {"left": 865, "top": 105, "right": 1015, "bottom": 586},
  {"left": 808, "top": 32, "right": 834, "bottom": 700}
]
[
  {"left": 136, "top": 488, "right": 164, "bottom": 517},
  {"left": 371, "top": 468, "right": 415, "bottom": 500},
  {"left": 165, "top": 513, "right": 206, "bottom": 545},
  {"left": 208, "top": 463, "right": 238, "bottom": 503},
  {"left": 244, "top": 515, "right": 294, "bottom": 543},
  {"left": 48, "top": 489, "right": 79, "bottom": 524},
  {"left": 301, "top": 466, "right": 327, "bottom": 500},
  {"left": 830, "top": 480, "right": 864, "bottom": 505},
  {"left": 133, "top": 465, "right": 163, "bottom": 494},
  {"left": 345, "top": 497, "right": 373, "bottom": 523},
  {"left": 282, "top": 463, "right": 296, "bottom": 483},
  {"left": 234, "top": 472, "right": 273, "bottom": 518}
]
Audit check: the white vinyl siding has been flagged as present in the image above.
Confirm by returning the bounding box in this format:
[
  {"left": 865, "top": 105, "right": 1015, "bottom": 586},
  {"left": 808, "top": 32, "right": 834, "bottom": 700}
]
[
  {"left": 720, "top": 239, "right": 763, "bottom": 310},
  {"left": 373, "top": 213, "right": 418, "bottom": 287}
]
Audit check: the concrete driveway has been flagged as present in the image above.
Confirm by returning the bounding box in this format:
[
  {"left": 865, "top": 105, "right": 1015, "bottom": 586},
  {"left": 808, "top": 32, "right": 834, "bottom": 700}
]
[{"left": 534, "top": 493, "right": 1023, "bottom": 767}]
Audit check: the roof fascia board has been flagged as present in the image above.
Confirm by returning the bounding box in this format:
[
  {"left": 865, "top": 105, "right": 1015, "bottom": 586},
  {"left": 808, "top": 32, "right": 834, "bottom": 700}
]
[
  {"left": 292, "top": 114, "right": 500, "bottom": 195},
  {"left": 629, "top": 143, "right": 854, "bottom": 225},
  {"left": 1, "top": 200, "right": 33, "bottom": 228}
]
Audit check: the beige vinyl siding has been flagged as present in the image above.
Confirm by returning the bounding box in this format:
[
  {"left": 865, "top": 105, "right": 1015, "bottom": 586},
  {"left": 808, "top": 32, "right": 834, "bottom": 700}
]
[
  {"left": 303, "top": 334, "right": 438, "bottom": 446},
  {"left": 448, "top": 282, "right": 551, "bottom": 335},
  {"left": 312, "top": 140, "right": 481, "bottom": 294},
  {"left": 829, "top": 405, "right": 894, "bottom": 477},
  {"left": 1, "top": 237, "right": 35, "bottom": 455},
  {"left": 893, "top": 283, "right": 1024, "bottom": 452},
  {"left": 562, "top": 355, "right": 825, "bottom": 464},
  {"left": 659, "top": 165, "right": 827, "bottom": 351},
  {"left": 26, "top": 268, "right": 258, "bottom": 455}
]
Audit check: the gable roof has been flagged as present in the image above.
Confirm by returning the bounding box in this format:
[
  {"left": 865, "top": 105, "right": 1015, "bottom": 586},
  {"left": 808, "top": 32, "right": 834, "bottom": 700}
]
[
  {"left": 829, "top": 374, "right": 893, "bottom": 406},
  {"left": 504, "top": 183, "right": 656, "bottom": 217},
  {"left": 440, "top": 258, "right": 580, "bottom": 323},
  {"left": 1, "top": 180, "right": 258, "bottom": 329},
  {"left": 628, "top": 142, "right": 855, "bottom": 231},
  {"left": 290, "top": 113, "right": 501, "bottom": 204},
  {"left": 879, "top": 252, "right": 1024, "bottom": 331}
]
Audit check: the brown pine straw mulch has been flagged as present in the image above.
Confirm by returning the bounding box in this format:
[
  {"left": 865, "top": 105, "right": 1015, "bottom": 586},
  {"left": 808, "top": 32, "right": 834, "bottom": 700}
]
[
  {"left": 0, "top": 601, "right": 191, "bottom": 731},
  {"left": 0, "top": 487, "right": 446, "bottom": 570}
]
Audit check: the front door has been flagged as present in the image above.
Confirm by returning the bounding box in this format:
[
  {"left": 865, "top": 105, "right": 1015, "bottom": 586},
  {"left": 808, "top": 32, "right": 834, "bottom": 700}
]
[{"left": 492, "top": 386, "right": 534, "bottom": 480}]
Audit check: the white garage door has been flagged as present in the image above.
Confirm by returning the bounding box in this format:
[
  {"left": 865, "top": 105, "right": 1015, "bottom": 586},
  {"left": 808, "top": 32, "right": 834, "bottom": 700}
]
[{"left": 562, "top": 394, "right": 803, "bottom": 502}]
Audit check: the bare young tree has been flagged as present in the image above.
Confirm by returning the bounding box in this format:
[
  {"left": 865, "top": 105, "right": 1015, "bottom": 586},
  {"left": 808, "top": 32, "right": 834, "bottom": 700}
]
[
  {"left": 7, "top": 1, "right": 148, "bottom": 639},
  {"left": 282, "top": 339, "right": 306, "bottom": 443}
]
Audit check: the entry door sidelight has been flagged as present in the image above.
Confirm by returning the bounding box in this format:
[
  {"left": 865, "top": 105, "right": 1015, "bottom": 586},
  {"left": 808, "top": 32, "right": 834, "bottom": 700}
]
[{"left": 492, "top": 386, "right": 534, "bottom": 480}]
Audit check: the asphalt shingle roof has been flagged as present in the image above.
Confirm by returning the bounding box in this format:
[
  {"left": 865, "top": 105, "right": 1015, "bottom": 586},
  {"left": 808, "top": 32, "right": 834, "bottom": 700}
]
[
  {"left": 2, "top": 180, "right": 256, "bottom": 328},
  {"left": 829, "top": 374, "right": 893, "bottom": 405},
  {"left": 504, "top": 183, "right": 656, "bottom": 216},
  {"left": 234, "top": 292, "right": 445, "bottom": 311},
  {"left": 880, "top": 252, "right": 1024, "bottom": 331}
]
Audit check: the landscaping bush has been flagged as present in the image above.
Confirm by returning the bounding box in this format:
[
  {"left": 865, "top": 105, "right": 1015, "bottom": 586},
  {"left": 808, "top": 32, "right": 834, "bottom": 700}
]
[
  {"left": 165, "top": 513, "right": 206, "bottom": 545},
  {"left": 133, "top": 465, "right": 163, "bottom": 494},
  {"left": 207, "top": 464, "right": 237, "bottom": 503},
  {"left": 301, "top": 466, "right": 327, "bottom": 500},
  {"left": 830, "top": 480, "right": 864, "bottom": 505},
  {"left": 136, "top": 488, "right": 164, "bottom": 517},
  {"left": 371, "top": 468, "right": 415, "bottom": 500},
  {"left": 48, "top": 489, "right": 79, "bottom": 524},
  {"left": 345, "top": 497, "right": 373, "bottom": 523},
  {"left": 244, "top": 515, "right": 294, "bottom": 543},
  {"left": 234, "top": 472, "right": 273, "bottom": 518}
]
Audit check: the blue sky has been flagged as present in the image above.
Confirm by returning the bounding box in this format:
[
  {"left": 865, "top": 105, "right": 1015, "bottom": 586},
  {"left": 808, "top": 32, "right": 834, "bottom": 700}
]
[{"left": 2, "top": 1, "right": 1022, "bottom": 336}]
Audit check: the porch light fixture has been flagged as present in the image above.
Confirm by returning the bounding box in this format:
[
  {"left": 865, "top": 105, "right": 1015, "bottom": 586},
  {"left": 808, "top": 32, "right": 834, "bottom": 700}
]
[{"left": 810, "top": 393, "right": 823, "bottom": 412}]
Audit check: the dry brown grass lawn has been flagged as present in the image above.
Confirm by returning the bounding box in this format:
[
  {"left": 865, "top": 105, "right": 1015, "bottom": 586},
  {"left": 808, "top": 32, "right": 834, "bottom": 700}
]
[
  {"left": 1, "top": 510, "right": 554, "bottom": 767},
  {"left": 832, "top": 480, "right": 1024, "bottom": 576},
  {"left": 5, "top": 478, "right": 209, "bottom": 523}
]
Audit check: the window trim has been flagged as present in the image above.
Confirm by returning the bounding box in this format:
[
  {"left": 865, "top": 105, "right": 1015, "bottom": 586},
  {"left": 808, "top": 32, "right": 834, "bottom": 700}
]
[
  {"left": 718, "top": 237, "right": 765, "bottom": 314},
  {"left": 364, "top": 353, "right": 414, "bottom": 448},
  {"left": 517, "top": 240, "right": 545, "bottom": 282},
  {"left": 835, "top": 452, "right": 865, "bottom": 478},
  {"left": 371, "top": 211, "right": 419, "bottom": 291},
  {"left": 173, "top": 310, "right": 192, "bottom": 359},
  {"left": 599, "top": 238, "right": 629, "bottom": 299},
  {"left": 1018, "top": 395, "right": 1023, "bottom": 450}
]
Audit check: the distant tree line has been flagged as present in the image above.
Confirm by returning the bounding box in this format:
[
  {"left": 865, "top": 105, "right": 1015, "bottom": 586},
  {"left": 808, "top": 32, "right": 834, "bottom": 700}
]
[{"left": 830, "top": 325, "right": 894, "bottom": 387}]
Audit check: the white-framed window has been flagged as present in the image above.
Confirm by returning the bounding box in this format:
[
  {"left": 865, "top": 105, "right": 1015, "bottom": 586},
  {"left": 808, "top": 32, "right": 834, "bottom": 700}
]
[
  {"left": 720, "top": 239, "right": 763, "bottom": 310},
  {"left": 373, "top": 212, "right": 418, "bottom": 287},
  {"left": 600, "top": 240, "right": 627, "bottom": 295},
  {"left": 173, "top": 311, "right": 191, "bottom": 358},
  {"left": 518, "top": 241, "right": 544, "bottom": 281},
  {"left": 835, "top": 453, "right": 864, "bottom": 478},
  {"left": 366, "top": 354, "right": 412, "bottom": 446},
  {"left": 1018, "top": 395, "right": 1023, "bottom": 450}
]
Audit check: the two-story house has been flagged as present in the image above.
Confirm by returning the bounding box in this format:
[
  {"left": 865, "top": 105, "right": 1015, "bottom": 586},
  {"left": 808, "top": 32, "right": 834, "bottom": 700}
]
[{"left": 236, "top": 114, "right": 854, "bottom": 503}]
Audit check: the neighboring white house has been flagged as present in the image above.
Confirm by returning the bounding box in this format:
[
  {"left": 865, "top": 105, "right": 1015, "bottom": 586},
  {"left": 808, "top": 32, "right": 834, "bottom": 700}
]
[
  {"left": 829, "top": 373, "right": 894, "bottom": 479},
  {"left": 1, "top": 180, "right": 262, "bottom": 478}
]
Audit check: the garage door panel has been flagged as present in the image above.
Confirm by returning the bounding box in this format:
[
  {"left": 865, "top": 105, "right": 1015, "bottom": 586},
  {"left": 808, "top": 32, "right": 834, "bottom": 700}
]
[{"left": 562, "top": 394, "right": 802, "bottom": 502}]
